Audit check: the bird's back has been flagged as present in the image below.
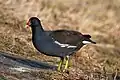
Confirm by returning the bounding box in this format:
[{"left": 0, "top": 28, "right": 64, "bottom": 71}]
[{"left": 48, "top": 30, "right": 86, "bottom": 47}]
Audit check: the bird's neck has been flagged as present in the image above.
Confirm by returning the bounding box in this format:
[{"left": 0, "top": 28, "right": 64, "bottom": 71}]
[{"left": 31, "top": 25, "right": 44, "bottom": 38}]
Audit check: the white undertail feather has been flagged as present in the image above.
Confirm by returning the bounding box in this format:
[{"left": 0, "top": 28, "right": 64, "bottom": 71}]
[{"left": 82, "top": 41, "right": 92, "bottom": 44}]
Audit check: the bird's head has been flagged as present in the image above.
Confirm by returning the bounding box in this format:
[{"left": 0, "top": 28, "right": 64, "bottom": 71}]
[
  {"left": 26, "top": 17, "right": 41, "bottom": 28},
  {"left": 82, "top": 34, "right": 96, "bottom": 45}
]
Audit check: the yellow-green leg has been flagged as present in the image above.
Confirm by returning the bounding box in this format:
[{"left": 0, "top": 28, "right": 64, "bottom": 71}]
[
  {"left": 63, "top": 56, "right": 69, "bottom": 72},
  {"left": 57, "top": 58, "right": 64, "bottom": 71}
]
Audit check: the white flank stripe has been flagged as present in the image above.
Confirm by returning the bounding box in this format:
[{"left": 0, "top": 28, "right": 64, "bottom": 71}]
[
  {"left": 82, "top": 41, "right": 91, "bottom": 44},
  {"left": 54, "top": 41, "right": 77, "bottom": 48}
]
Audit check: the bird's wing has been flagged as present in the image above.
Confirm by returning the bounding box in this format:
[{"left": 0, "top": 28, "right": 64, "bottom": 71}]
[{"left": 48, "top": 30, "right": 84, "bottom": 46}]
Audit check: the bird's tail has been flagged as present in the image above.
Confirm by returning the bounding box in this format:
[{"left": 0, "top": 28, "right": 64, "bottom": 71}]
[{"left": 82, "top": 34, "right": 96, "bottom": 44}]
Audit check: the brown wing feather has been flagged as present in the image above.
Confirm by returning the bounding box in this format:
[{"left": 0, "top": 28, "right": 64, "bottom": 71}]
[{"left": 49, "top": 30, "right": 84, "bottom": 46}]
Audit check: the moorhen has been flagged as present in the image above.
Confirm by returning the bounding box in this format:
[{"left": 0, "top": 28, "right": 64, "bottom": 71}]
[{"left": 26, "top": 17, "right": 96, "bottom": 71}]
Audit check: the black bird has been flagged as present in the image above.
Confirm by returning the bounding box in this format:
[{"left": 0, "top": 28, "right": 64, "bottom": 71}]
[{"left": 26, "top": 17, "right": 96, "bottom": 71}]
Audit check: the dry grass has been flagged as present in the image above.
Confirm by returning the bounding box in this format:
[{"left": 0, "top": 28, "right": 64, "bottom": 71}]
[{"left": 0, "top": 0, "right": 120, "bottom": 79}]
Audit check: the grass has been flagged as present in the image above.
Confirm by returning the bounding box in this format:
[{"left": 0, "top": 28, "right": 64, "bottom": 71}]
[
  {"left": 0, "top": 0, "right": 120, "bottom": 79},
  {"left": 0, "top": 76, "right": 7, "bottom": 80}
]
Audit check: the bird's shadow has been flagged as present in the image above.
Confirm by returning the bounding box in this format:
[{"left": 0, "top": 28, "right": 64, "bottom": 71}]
[{"left": 0, "top": 52, "right": 57, "bottom": 70}]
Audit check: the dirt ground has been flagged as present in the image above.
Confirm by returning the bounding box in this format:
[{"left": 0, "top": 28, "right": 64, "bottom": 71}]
[{"left": 0, "top": 0, "right": 120, "bottom": 80}]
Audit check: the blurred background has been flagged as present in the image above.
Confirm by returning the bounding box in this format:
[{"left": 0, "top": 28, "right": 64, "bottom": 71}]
[{"left": 0, "top": 0, "right": 120, "bottom": 79}]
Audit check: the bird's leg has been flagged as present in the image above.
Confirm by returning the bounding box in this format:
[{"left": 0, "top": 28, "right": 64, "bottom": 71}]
[
  {"left": 64, "top": 56, "right": 69, "bottom": 71},
  {"left": 57, "top": 58, "right": 64, "bottom": 71}
]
